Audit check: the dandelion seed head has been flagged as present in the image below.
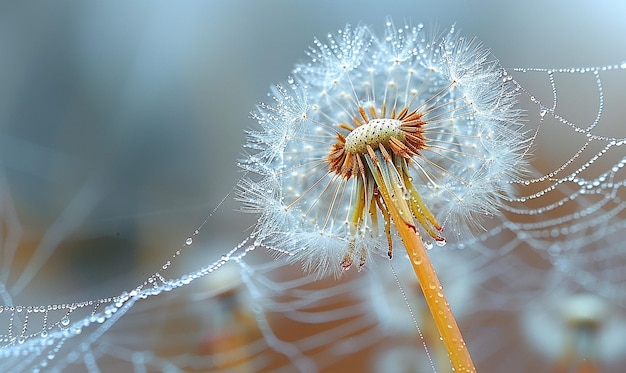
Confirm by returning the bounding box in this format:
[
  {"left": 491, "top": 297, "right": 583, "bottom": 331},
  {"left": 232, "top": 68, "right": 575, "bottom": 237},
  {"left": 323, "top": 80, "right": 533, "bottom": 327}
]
[
  {"left": 239, "top": 18, "right": 529, "bottom": 277},
  {"left": 344, "top": 118, "right": 403, "bottom": 154}
]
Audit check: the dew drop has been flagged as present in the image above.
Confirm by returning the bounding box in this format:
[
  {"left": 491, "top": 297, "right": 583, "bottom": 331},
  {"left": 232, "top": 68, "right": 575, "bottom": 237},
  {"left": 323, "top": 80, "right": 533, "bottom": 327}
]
[
  {"left": 185, "top": 237, "right": 193, "bottom": 245},
  {"left": 423, "top": 240, "right": 434, "bottom": 250},
  {"left": 61, "top": 316, "right": 70, "bottom": 326},
  {"left": 435, "top": 239, "right": 446, "bottom": 247}
]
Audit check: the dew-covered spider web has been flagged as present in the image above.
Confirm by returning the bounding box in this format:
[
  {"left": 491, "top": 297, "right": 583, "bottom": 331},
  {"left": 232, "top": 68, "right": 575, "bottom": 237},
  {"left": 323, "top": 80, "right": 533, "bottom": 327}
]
[{"left": 2, "top": 57, "right": 626, "bottom": 372}]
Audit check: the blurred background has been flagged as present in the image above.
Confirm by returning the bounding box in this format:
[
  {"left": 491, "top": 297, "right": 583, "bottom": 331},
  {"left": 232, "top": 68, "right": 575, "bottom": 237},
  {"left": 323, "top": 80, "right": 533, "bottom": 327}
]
[{"left": 1, "top": 1, "right": 626, "bottom": 372}]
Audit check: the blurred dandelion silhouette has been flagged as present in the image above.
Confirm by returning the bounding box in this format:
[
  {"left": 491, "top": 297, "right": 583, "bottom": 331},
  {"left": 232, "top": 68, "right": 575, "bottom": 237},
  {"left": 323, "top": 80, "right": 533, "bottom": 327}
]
[{"left": 238, "top": 18, "right": 530, "bottom": 371}]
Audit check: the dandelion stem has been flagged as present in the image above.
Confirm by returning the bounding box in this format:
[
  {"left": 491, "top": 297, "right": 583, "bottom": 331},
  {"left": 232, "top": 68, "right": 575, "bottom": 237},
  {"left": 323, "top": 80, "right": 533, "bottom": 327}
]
[{"left": 375, "top": 176, "right": 476, "bottom": 372}]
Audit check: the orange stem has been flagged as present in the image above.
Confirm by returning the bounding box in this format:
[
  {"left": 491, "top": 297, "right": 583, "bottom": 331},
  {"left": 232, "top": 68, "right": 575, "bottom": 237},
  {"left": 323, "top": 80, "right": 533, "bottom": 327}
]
[{"left": 378, "top": 184, "right": 476, "bottom": 372}]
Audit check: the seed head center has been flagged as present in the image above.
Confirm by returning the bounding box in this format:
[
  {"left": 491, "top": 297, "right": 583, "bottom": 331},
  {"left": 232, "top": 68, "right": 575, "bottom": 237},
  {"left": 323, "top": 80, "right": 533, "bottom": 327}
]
[{"left": 344, "top": 118, "right": 403, "bottom": 154}]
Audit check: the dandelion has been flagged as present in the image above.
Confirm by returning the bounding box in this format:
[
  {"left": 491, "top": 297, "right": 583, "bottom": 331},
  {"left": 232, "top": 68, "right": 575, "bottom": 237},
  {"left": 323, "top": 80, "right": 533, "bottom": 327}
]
[
  {"left": 239, "top": 18, "right": 528, "bottom": 372},
  {"left": 522, "top": 292, "right": 626, "bottom": 372}
]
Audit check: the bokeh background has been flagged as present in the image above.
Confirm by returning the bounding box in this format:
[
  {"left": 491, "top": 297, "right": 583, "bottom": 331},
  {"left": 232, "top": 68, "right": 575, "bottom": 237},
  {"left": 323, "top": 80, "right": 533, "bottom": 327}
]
[{"left": 1, "top": 1, "right": 626, "bottom": 371}]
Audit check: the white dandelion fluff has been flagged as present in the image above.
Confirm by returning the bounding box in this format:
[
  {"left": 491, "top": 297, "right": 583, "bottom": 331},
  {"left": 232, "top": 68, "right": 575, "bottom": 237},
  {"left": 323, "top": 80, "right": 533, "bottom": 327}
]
[{"left": 238, "top": 19, "right": 529, "bottom": 277}]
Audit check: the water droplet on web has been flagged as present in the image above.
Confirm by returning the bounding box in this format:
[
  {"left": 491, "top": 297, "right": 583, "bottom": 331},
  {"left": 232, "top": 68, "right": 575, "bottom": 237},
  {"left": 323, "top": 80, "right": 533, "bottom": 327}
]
[
  {"left": 185, "top": 237, "right": 193, "bottom": 245},
  {"left": 435, "top": 239, "right": 446, "bottom": 247},
  {"left": 287, "top": 77, "right": 295, "bottom": 84},
  {"left": 61, "top": 316, "right": 70, "bottom": 326},
  {"left": 548, "top": 244, "right": 561, "bottom": 256},
  {"left": 17, "top": 336, "right": 25, "bottom": 344},
  {"left": 620, "top": 61, "right": 626, "bottom": 69}
]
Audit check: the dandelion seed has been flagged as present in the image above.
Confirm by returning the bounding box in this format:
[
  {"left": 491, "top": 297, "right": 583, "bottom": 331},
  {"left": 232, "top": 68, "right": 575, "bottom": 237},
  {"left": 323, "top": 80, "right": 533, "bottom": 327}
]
[{"left": 238, "top": 18, "right": 529, "bottom": 372}]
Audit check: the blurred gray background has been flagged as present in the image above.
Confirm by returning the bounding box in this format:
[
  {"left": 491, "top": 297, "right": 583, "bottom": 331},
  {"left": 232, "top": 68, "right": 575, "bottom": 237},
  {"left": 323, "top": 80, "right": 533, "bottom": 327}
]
[{"left": 1, "top": 0, "right": 625, "bottom": 303}]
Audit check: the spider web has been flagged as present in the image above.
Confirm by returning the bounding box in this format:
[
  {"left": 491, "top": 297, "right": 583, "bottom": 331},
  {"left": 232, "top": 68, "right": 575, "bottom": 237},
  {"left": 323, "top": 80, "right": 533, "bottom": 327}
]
[{"left": 1, "top": 61, "right": 626, "bottom": 372}]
